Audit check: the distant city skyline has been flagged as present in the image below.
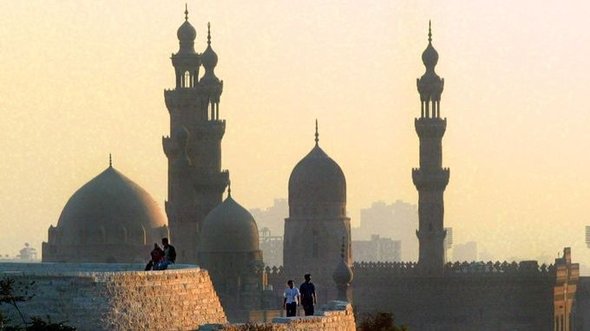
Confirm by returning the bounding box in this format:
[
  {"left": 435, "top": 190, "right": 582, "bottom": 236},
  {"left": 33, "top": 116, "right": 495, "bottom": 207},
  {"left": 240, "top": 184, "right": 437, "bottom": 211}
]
[{"left": 1, "top": 1, "right": 589, "bottom": 272}]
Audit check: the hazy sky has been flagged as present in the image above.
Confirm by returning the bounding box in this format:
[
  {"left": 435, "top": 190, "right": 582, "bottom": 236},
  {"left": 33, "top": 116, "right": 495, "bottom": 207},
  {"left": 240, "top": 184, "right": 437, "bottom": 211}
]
[{"left": 1, "top": 1, "right": 589, "bottom": 269}]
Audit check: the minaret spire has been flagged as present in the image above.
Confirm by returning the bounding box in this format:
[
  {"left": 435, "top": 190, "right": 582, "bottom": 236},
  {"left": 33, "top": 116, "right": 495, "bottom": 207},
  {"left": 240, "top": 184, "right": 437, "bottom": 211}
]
[
  {"left": 109, "top": 153, "right": 112, "bottom": 168},
  {"left": 184, "top": 3, "right": 189, "bottom": 21},
  {"left": 428, "top": 20, "right": 432, "bottom": 43},
  {"left": 314, "top": 119, "right": 319, "bottom": 146},
  {"left": 207, "top": 22, "right": 211, "bottom": 45},
  {"left": 227, "top": 179, "right": 232, "bottom": 197}
]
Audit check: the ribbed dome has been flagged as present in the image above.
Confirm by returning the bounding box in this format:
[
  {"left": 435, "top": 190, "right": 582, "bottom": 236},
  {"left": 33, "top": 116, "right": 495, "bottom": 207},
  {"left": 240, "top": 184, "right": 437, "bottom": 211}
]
[
  {"left": 200, "top": 195, "right": 260, "bottom": 252},
  {"left": 289, "top": 145, "right": 346, "bottom": 206},
  {"left": 57, "top": 166, "right": 167, "bottom": 234}
]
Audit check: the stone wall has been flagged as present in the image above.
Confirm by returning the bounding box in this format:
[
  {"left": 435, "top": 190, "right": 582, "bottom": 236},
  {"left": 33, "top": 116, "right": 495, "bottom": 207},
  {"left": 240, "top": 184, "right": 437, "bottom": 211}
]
[
  {"left": 199, "top": 301, "right": 355, "bottom": 331},
  {"left": 352, "top": 261, "right": 555, "bottom": 331},
  {"left": 0, "top": 263, "right": 227, "bottom": 330}
]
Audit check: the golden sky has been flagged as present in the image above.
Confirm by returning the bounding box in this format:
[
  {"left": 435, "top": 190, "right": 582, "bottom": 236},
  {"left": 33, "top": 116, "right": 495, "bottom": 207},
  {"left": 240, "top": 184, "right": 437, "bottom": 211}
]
[{"left": 1, "top": 1, "right": 589, "bottom": 270}]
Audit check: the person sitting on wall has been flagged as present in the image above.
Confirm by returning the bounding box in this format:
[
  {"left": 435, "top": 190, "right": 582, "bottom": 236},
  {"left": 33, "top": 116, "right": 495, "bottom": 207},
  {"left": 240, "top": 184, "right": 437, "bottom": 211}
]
[
  {"left": 283, "top": 279, "right": 300, "bottom": 317},
  {"left": 155, "top": 237, "right": 176, "bottom": 270},
  {"left": 144, "top": 243, "right": 164, "bottom": 271}
]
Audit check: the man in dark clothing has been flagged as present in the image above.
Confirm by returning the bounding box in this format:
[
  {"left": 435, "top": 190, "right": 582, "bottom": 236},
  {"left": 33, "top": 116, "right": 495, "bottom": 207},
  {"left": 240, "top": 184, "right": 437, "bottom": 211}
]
[
  {"left": 299, "top": 273, "right": 316, "bottom": 316},
  {"left": 144, "top": 243, "right": 164, "bottom": 271},
  {"left": 156, "top": 237, "right": 176, "bottom": 270}
]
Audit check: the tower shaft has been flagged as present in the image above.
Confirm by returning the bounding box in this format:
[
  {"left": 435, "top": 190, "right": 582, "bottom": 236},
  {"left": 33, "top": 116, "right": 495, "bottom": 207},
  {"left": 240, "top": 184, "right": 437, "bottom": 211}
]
[
  {"left": 163, "top": 12, "right": 227, "bottom": 263},
  {"left": 412, "top": 23, "right": 449, "bottom": 275}
]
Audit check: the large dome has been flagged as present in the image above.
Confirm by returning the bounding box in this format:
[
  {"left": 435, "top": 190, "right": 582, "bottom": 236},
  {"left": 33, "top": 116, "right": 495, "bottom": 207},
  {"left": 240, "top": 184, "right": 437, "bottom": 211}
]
[
  {"left": 56, "top": 166, "right": 167, "bottom": 237},
  {"left": 200, "top": 195, "right": 259, "bottom": 253},
  {"left": 288, "top": 144, "right": 346, "bottom": 207}
]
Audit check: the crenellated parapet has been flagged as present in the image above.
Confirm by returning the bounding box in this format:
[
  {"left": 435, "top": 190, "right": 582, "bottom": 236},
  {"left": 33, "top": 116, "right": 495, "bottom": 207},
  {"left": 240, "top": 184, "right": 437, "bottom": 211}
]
[{"left": 352, "top": 260, "right": 555, "bottom": 278}]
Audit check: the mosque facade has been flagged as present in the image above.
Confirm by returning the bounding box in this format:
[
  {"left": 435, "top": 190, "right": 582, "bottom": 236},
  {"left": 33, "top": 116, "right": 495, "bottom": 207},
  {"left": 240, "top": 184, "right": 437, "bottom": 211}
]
[{"left": 38, "top": 8, "right": 587, "bottom": 329}]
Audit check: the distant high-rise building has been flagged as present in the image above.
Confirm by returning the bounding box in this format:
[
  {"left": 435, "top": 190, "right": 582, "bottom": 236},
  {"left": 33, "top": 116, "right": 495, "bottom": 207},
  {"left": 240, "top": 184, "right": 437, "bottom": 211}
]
[
  {"left": 259, "top": 227, "right": 283, "bottom": 267},
  {"left": 163, "top": 11, "right": 229, "bottom": 263},
  {"left": 352, "top": 235, "right": 401, "bottom": 262},
  {"left": 353, "top": 200, "right": 418, "bottom": 261},
  {"left": 412, "top": 22, "right": 449, "bottom": 274},
  {"left": 250, "top": 199, "right": 288, "bottom": 238},
  {"left": 452, "top": 241, "right": 478, "bottom": 262},
  {"left": 586, "top": 226, "right": 590, "bottom": 248},
  {"left": 444, "top": 227, "right": 453, "bottom": 262}
]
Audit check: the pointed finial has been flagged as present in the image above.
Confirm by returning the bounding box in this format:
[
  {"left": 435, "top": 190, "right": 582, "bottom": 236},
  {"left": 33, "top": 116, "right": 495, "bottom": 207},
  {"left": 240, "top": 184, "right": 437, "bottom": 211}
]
[
  {"left": 428, "top": 20, "right": 432, "bottom": 43},
  {"left": 184, "top": 3, "right": 189, "bottom": 21},
  {"left": 227, "top": 180, "right": 232, "bottom": 197},
  {"left": 314, "top": 119, "right": 319, "bottom": 146},
  {"left": 207, "top": 22, "right": 211, "bottom": 45},
  {"left": 341, "top": 237, "right": 346, "bottom": 259},
  {"left": 109, "top": 153, "right": 112, "bottom": 168}
]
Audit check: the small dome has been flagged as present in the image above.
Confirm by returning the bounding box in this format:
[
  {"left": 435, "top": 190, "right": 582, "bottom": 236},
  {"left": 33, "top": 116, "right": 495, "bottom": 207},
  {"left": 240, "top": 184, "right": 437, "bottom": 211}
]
[
  {"left": 200, "top": 195, "right": 260, "bottom": 252},
  {"left": 177, "top": 20, "right": 196, "bottom": 43},
  {"left": 57, "top": 166, "right": 167, "bottom": 234},
  {"left": 201, "top": 45, "right": 219, "bottom": 71},
  {"left": 289, "top": 145, "right": 346, "bottom": 207},
  {"left": 333, "top": 258, "right": 353, "bottom": 285},
  {"left": 200, "top": 23, "right": 220, "bottom": 85},
  {"left": 421, "top": 42, "right": 439, "bottom": 69}
]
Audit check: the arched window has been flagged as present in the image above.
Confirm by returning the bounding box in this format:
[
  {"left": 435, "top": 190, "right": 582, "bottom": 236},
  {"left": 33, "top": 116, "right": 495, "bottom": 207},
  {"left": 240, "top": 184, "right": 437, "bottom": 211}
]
[{"left": 184, "top": 71, "right": 191, "bottom": 88}]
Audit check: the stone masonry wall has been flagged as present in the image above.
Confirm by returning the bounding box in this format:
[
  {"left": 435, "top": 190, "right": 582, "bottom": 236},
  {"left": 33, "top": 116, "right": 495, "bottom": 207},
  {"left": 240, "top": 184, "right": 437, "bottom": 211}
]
[
  {"left": 199, "top": 301, "right": 355, "bottom": 331},
  {"left": 0, "top": 263, "right": 227, "bottom": 330}
]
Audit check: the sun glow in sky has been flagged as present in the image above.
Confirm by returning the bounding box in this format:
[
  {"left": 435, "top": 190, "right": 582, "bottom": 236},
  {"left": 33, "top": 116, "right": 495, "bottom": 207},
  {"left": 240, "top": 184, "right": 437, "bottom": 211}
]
[{"left": 1, "top": 1, "right": 589, "bottom": 271}]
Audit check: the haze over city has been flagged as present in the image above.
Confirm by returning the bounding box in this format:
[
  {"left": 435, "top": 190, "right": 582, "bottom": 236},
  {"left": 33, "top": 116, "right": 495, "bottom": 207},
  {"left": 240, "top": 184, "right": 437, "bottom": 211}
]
[{"left": 1, "top": 1, "right": 588, "bottom": 270}]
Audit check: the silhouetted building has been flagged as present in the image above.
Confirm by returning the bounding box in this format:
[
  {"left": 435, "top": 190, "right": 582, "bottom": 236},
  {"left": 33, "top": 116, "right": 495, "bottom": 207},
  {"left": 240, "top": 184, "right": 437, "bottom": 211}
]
[
  {"left": 163, "top": 10, "right": 228, "bottom": 263},
  {"left": 283, "top": 122, "right": 352, "bottom": 304},
  {"left": 553, "top": 247, "right": 579, "bottom": 331},
  {"left": 352, "top": 235, "right": 400, "bottom": 262},
  {"left": 250, "top": 199, "right": 288, "bottom": 239},
  {"left": 586, "top": 226, "right": 590, "bottom": 248},
  {"left": 353, "top": 200, "right": 418, "bottom": 261},
  {"left": 444, "top": 227, "right": 453, "bottom": 261},
  {"left": 42, "top": 163, "right": 169, "bottom": 263},
  {"left": 348, "top": 24, "right": 564, "bottom": 331},
  {"left": 259, "top": 227, "right": 283, "bottom": 267},
  {"left": 453, "top": 241, "right": 478, "bottom": 262},
  {"left": 17, "top": 243, "right": 37, "bottom": 261},
  {"left": 411, "top": 22, "right": 449, "bottom": 275}
]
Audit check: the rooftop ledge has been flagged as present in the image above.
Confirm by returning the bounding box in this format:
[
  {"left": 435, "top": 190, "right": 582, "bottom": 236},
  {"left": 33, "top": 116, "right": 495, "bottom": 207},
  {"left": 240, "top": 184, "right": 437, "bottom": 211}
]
[{"left": 0, "top": 262, "right": 199, "bottom": 277}]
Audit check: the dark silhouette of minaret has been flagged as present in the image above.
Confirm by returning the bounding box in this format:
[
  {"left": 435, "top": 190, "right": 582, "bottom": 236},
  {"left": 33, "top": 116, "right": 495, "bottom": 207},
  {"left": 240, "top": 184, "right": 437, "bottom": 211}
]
[
  {"left": 412, "top": 22, "right": 450, "bottom": 275},
  {"left": 163, "top": 7, "right": 228, "bottom": 263}
]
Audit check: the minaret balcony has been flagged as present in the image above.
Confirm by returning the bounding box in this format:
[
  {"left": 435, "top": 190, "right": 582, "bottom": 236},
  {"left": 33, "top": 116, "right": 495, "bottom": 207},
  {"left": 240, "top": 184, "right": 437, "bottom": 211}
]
[
  {"left": 415, "top": 117, "right": 447, "bottom": 138},
  {"left": 192, "top": 170, "right": 229, "bottom": 190},
  {"left": 164, "top": 88, "right": 203, "bottom": 111},
  {"left": 412, "top": 167, "right": 450, "bottom": 190}
]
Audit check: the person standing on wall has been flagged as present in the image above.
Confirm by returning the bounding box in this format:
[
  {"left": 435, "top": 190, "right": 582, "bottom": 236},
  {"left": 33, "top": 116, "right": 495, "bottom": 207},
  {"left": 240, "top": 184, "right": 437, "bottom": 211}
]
[
  {"left": 283, "top": 280, "right": 300, "bottom": 317},
  {"left": 299, "top": 273, "right": 316, "bottom": 316}
]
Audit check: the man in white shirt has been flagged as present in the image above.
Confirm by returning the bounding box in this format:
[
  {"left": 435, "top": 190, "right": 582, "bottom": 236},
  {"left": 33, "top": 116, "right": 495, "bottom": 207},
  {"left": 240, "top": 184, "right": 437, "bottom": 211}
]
[{"left": 283, "top": 279, "right": 300, "bottom": 317}]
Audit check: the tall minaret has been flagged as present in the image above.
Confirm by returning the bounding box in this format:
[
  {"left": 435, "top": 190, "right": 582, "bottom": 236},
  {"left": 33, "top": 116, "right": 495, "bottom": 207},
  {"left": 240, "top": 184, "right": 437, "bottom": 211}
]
[
  {"left": 163, "top": 7, "right": 228, "bottom": 263},
  {"left": 412, "top": 22, "right": 450, "bottom": 275}
]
